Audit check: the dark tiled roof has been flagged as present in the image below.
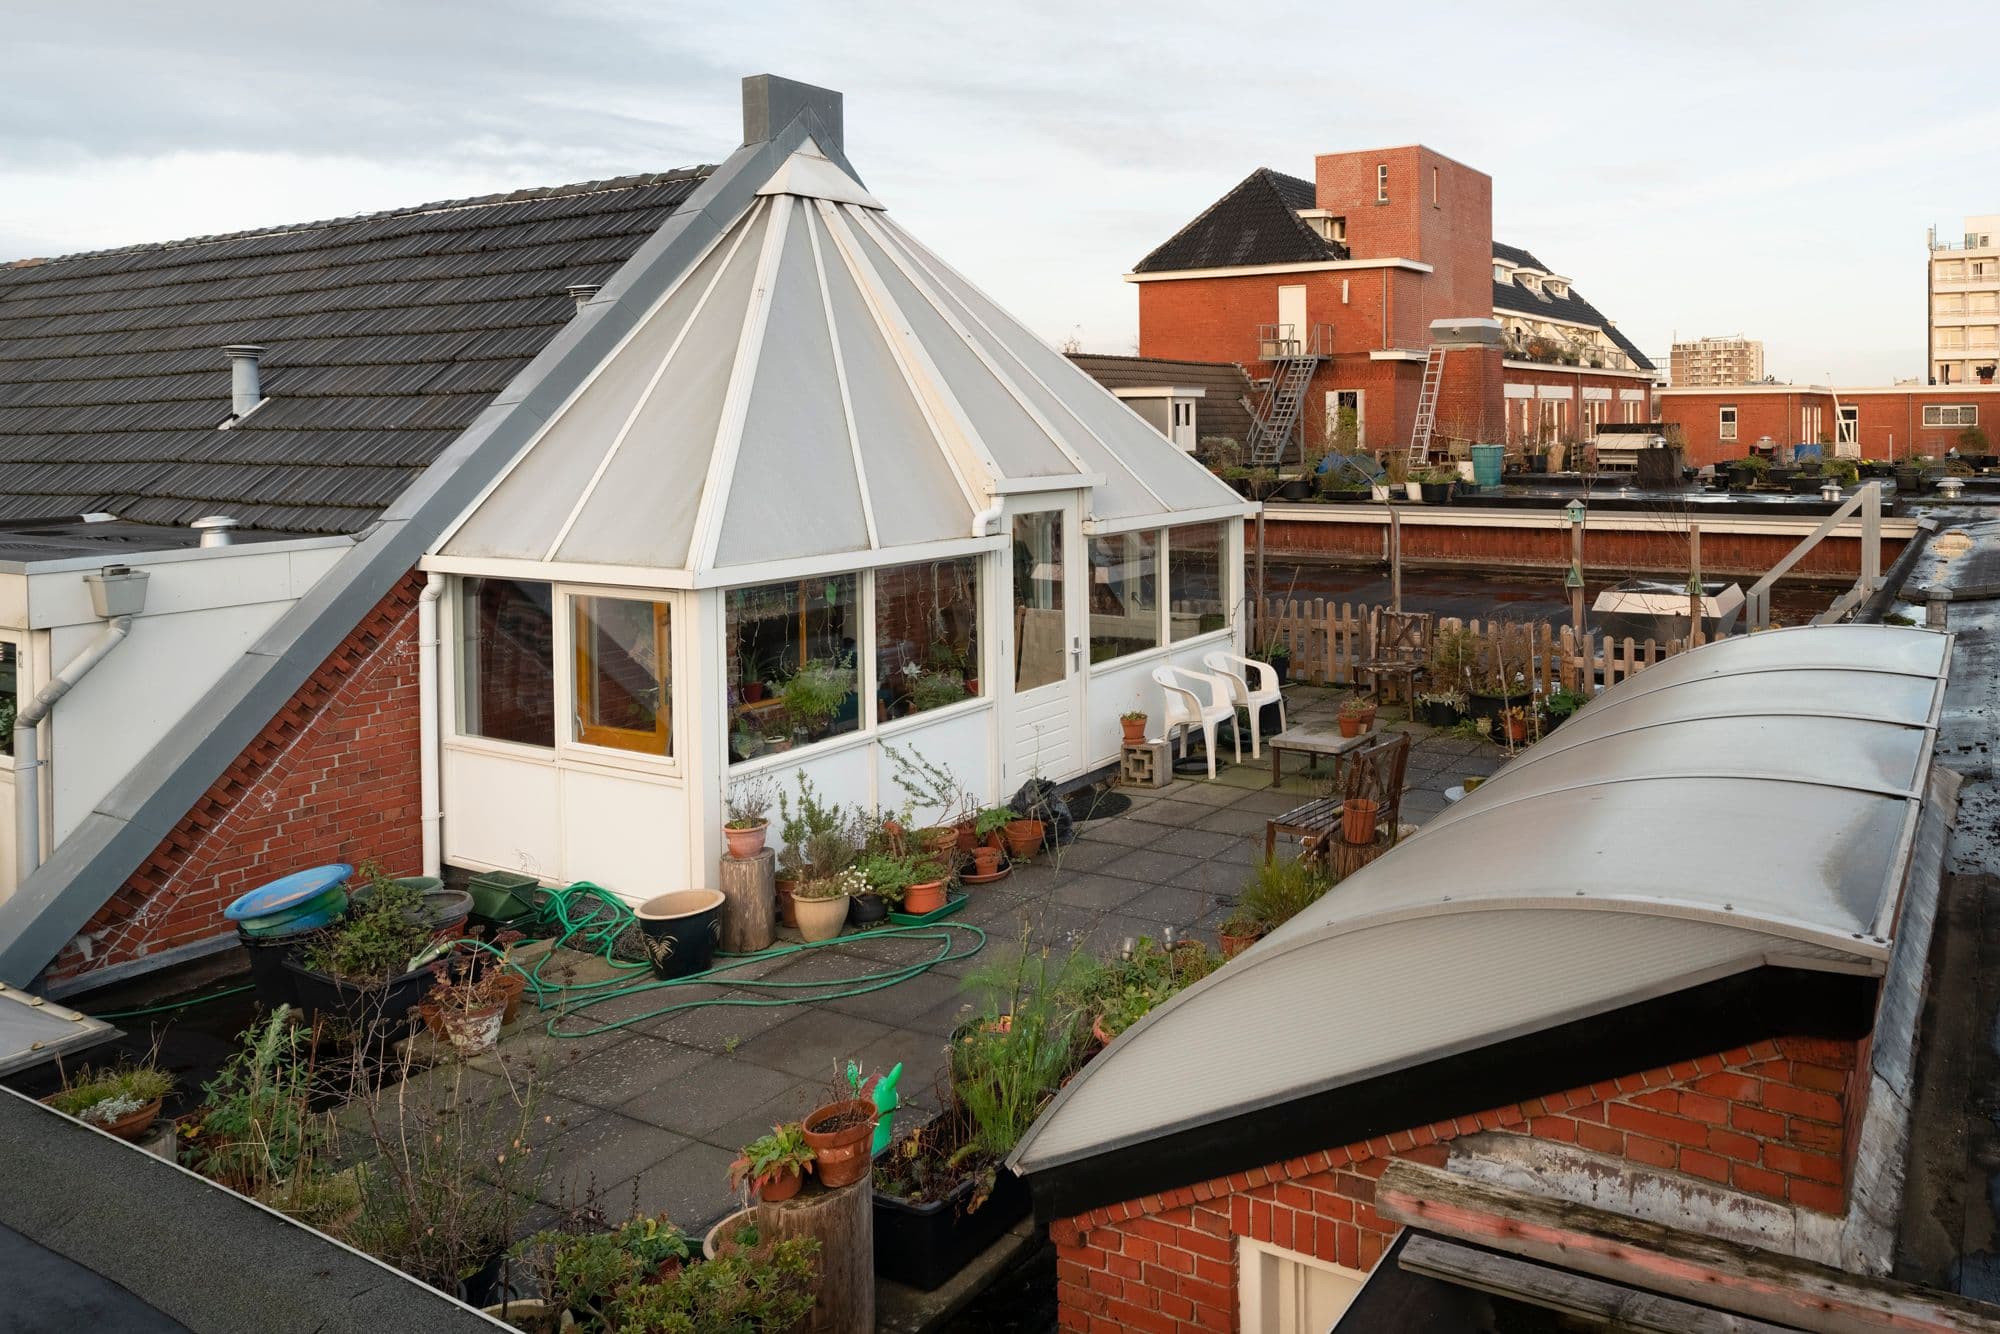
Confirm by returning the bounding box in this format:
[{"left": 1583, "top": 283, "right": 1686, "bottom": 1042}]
[
  {"left": 0, "top": 168, "right": 714, "bottom": 535},
  {"left": 1492, "top": 241, "right": 1654, "bottom": 372},
  {"left": 1133, "top": 169, "right": 1347, "bottom": 274},
  {"left": 1066, "top": 353, "right": 1257, "bottom": 446}
]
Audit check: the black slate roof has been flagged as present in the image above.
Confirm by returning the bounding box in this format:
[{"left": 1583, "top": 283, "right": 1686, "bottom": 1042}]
[
  {"left": 1492, "top": 241, "right": 1653, "bottom": 371},
  {"left": 1133, "top": 169, "right": 1347, "bottom": 274},
  {"left": 0, "top": 168, "right": 713, "bottom": 535},
  {"left": 1066, "top": 353, "right": 1257, "bottom": 445}
]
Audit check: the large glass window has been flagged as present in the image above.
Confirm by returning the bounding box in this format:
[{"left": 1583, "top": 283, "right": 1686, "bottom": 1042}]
[
  {"left": 573, "top": 596, "right": 671, "bottom": 756},
  {"left": 1013, "top": 512, "right": 1067, "bottom": 692},
  {"left": 727, "top": 575, "right": 860, "bottom": 762},
  {"left": 1167, "top": 522, "right": 1228, "bottom": 641},
  {"left": 458, "top": 578, "right": 554, "bottom": 747},
  {"left": 876, "top": 556, "right": 981, "bottom": 720},
  {"left": 0, "top": 640, "right": 16, "bottom": 757},
  {"left": 1088, "top": 531, "right": 1159, "bottom": 663}
]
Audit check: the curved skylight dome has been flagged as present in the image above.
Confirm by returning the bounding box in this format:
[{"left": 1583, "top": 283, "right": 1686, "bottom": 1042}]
[
  {"left": 1010, "top": 625, "right": 1949, "bottom": 1178},
  {"left": 441, "top": 142, "right": 1242, "bottom": 577}
]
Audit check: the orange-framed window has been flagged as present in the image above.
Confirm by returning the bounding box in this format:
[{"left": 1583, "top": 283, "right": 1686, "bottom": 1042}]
[{"left": 573, "top": 595, "right": 671, "bottom": 756}]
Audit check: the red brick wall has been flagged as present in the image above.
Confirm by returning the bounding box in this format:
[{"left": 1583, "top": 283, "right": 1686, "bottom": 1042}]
[
  {"left": 1434, "top": 345, "right": 1504, "bottom": 446},
  {"left": 1053, "top": 1036, "right": 1857, "bottom": 1334},
  {"left": 44, "top": 573, "right": 426, "bottom": 985},
  {"left": 1500, "top": 365, "right": 1657, "bottom": 448},
  {"left": 1313, "top": 147, "right": 1493, "bottom": 324},
  {"left": 1659, "top": 387, "right": 2000, "bottom": 467}
]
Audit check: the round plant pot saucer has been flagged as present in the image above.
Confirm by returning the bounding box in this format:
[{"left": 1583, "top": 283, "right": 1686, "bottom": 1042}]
[{"left": 958, "top": 865, "right": 1012, "bottom": 886}]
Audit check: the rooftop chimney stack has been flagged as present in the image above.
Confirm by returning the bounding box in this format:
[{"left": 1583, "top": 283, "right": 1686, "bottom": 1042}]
[
  {"left": 566, "top": 283, "right": 602, "bottom": 314},
  {"left": 223, "top": 344, "right": 265, "bottom": 418},
  {"left": 741, "top": 74, "right": 844, "bottom": 156}
]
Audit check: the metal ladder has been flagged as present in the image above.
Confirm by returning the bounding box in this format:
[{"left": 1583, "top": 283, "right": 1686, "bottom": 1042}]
[
  {"left": 1246, "top": 323, "right": 1328, "bottom": 468},
  {"left": 1406, "top": 346, "right": 1447, "bottom": 466}
]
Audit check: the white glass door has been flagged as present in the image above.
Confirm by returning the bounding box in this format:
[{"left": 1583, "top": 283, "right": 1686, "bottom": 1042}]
[{"left": 1005, "top": 507, "right": 1082, "bottom": 789}]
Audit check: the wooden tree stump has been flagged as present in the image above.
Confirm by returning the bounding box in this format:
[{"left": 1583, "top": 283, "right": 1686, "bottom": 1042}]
[
  {"left": 750, "top": 1175, "right": 872, "bottom": 1333},
  {"left": 718, "top": 848, "right": 776, "bottom": 954}
]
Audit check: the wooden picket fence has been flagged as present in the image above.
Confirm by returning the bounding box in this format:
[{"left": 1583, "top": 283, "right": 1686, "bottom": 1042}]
[{"left": 1252, "top": 598, "right": 1686, "bottom": 696}]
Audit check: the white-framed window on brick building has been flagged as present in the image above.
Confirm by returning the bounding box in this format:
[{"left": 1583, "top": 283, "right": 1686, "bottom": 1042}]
[
  {"left": 1239, "top": 1236, "right": 1366, "bottom": 1331},
  {"left": 1376, "top": 164, "right": 1387, "bottom": 203},
  {"left": 1720, "top": 405, "right": 1738, "bottom": 442},
  {"left": 1923, "top": 404, "right": 1979, "bottom": 427}
]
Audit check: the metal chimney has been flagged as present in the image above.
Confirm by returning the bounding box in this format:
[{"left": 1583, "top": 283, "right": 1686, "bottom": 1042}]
[
  {"left": 565, "top": 284, "right": 601, "bottom": 314},
  {"left": 223, "top": 345, "right": 266, "bottom": 417},
  {"left": 191, "top": 515, "right": 240, "bottom": 548}
]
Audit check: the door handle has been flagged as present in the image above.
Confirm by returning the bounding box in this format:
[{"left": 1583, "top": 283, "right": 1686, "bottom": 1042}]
[{"left": 1071, "top": 636, "right": 1083, "bottom": 672}]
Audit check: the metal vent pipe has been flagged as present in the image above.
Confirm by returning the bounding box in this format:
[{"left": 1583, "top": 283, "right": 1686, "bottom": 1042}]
[
  {"left": 191, "top": 515, "right": 239, "bottom": 548},
  {"left": 223, "top": 344, "right": 265, "bottom": 417}
]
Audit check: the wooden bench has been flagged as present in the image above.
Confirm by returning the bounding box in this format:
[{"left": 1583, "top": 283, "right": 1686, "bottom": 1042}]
[{"left": 1264, "top": 732, "right": 1413, "bottom": 862}]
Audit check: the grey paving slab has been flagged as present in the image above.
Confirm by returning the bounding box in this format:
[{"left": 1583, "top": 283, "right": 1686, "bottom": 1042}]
[
  {"left": 1193, "top": 805, "right": 1280, "bottom": 836},
  {"left": 1081, "top": 911, "right": 1174, "bottom": 959},
  {"left": 730, "top": 1008, "right": 894, "bottom": 1080},
  {"left": 1162, "top": 779, "right": 1254, "bottom": 807},
  {"left": 540, "top": 1112, "right": 691, "bottom": 1206},
  {"left": 1118, "top": 883, "right": 1221, "bottom": 931},
  {"left": 1150, "top": 827, "right": 1246, "bottom": 859},
  {"left": 1168, "top": 856, "right": 1254, "bottom": 895},
  {"left": 816, "top": 966, "right": 968, "bottom": 1026},
  {"left": 1034, "top": 838, "right": 1133, "bottom": 874},
  {"left": 630, "top": 990, "right": 800, "bottom": 1052},
  {"left": 1122, "top": 798, "right": 1215, "bottom": 828},
  {"left": 1096, "top": 848, "right": 1203, "bottom": 886},
  {"left": 625, "top": 1140, "right": 741, "bottom": 1233},
  {"left": 699, "top": 1080, "right": 838, "bottom": 1156},
  {"left": 544, "top": 1037, "right": 711, "bottom": 1111},
  {"left": 1046, "top": 872, "right": 1153, "bottom": 913},
  {"left": 1075, "top": 816, "right": 1166, "bottom": 848},
  {"left": 851, "top": 1026, "right": 953, "bottom": 1109},
  {"left": 615, "top": 1053, "right": 801, "bottom": 1138}
]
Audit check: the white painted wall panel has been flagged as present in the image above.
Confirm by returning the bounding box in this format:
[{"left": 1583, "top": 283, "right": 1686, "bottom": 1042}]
[
  {"left": 443, "top": 748, "right": 561, "bottom": 883},
  {"left": 560, "top": 768, "right": 688, "bottom": 903}
]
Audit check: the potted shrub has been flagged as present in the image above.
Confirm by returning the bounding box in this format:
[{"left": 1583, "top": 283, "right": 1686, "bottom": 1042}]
[
  {"left": 1003, "top": 810, "right": 1045, "bottom": 861},
  {"left": 1255, "top": 637, "right": 1292, "bottom": 685},
  {"left": 729, "top": 1121, "right": 815, "bottom": 1204},
  {"left": 185, "top": 1007, "right": 327, "bottom": 1196},
  {"left": 43, "top": 1062, "right": 172, "bottom": 1141},
  {"left": 970, "top": 806, "right": 1014, "bottom": 878},
  {"left": 1067, "top": 937, "right": 1218, "bottom": 1043},
  {"left": 1119, "top": 710, "right": 1148, "bottom": 745},
  {"left": 287, "top": 879, "right": 441, "bottom": 1038},
  {"left": 421, "top": 955, "right": 513, "bottom": 1057},
  {"left": 723, "top": 775, "right": 773, "bottom": 859},
  {"left": 1499, "top": 704, "right": 1532, "bottom": 744},
  {"left": 856, "top": 848, "right": 921, "bottom": 915},
  {"left": 793, "top": 867, "right": 862, "bottom": 943},
  {"left": 899, "top": 850, "right": 953, "bottom": 917},
  {"left": 1542, "top": 686, "right": 1586, "bottom": 729},
  {"left": 1237, "top": 855, "right": 1333, "bottom": 942},
  {"left": 802, "top": 1097, "right": 877, "bottom": 1189},
  {"left": 777, "top": 776, "right": 851, "bottom": 928},
  {"left": 1337, "top": 696, "right": 1369, "bottom": 738},
  {"left": 1218, "top": 907, "right": 1264, "bottom": 959},
  {"left": 779, "top": 658, "right": 855, "bottom": 743},
  {"left": 1414, "top": 688, "right": 1465, "bottom": 728},
  {"left": 503, "top": 1214, "right": 691, "bottom": 1331}
]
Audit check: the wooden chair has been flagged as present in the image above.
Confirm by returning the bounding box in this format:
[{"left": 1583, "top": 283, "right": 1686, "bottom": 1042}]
[
  {"left": 1303, "top": 731, "right": 1412, "bottom": 869},
  {"left": 1361, "top": 612, "right": 1433, "bottom": 706}
]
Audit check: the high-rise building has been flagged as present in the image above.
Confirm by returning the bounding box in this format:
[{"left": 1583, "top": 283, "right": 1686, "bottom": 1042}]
[
  {"left": 1669, "top": 335, "right": 1764, "bottom": 386},
  {"left": 1927, "top": 216, "right": 2000, "bottom": 386}
]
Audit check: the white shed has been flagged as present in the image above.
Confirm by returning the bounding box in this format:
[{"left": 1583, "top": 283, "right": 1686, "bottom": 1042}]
[{"left": 424, "top": 119, "right": 1252, "bottom": 899}]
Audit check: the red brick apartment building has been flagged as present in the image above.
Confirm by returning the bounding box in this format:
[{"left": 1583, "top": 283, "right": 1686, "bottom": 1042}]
[
  {"left": 1128, "top": 146, "right": 1659, "bottom": 457},
  {"left": 1660, "top": 383, "right": 2000, "bottom": 468}
]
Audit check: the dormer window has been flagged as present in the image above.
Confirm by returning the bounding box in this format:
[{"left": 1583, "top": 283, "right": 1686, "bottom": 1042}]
[
  {"left": 1299, "top": 209, "right": 1346, "bottom": 245},
  {"left": 1494, "top": 263, "right": 1509, "bottom": 283},
  {"left": 1519, "top": 273, "right": 1540, "bottom": 293},
  {"left": 1545, "top": 280, "right": 1568, "bottom": 298}
]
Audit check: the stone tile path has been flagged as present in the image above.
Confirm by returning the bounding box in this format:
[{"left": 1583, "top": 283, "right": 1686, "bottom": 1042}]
[{"left": 451, "top": 687, "right": 1511, "bottom": 1237}]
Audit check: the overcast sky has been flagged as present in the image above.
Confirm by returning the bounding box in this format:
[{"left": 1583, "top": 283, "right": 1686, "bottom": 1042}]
[{"left": 3, "top": 1, "right": 1985, "bottom": 385}]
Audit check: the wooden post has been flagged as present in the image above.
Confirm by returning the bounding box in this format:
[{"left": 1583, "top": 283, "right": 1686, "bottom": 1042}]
[
  {"left": 748, "top": 1176, "right": 873, "bottom": 1333},
  {"left": 1568, "top": 515, "right": 1585, "bottom": 643},
  {"left": 1388, "top": 505, "right": 1403, "bottom": 613},
  {"left": 1255, "top": 506, "right": 1267, "bottom": 640},
  {"left": 1687, "top": 523, "right": 1703, "bottom": 647},
  {"left": 718, "top": 848, "right": 775, "bottom": 953}
]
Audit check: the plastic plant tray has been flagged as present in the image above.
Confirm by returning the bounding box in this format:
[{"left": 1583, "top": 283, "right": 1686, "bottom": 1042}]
[{"left": 887, "top": 893, "right": 968, "bottom": 927}]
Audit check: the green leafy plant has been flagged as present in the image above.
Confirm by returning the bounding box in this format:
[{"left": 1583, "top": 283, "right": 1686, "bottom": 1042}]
[
  {"left": 299, "top": 875, "right": 433, "bottom": 982},
  {"left": 1064, "top": 938, "right": 1218, "bottom": 1039},
  {"left": 1429, "top": 625, "right": 1478, "bottom": 685},
  {"left": 1732, "top": 453, "right": 1770, "bottom": 478},
  {"left": 1821, "top": 456, "right": 1860, "bottom": 487},
  {"left": 973, "top": 805, "right": 1016, "bottom": 840},
  {"left": 907, "top": 669, "right": 970, "bottom": 713},
  {"left": 190, "top": 1006, "right": 328, "bottom": 1195},
  {"left": 512, "top": 1214, "right": 691, "bottom": 1327},
  {"left": 794, "top": 865, "right": 866, "bottom": 902},
  {"left": 47, "top": 1062, "right": 171, "bottom": 1125},
  {"left": 728, "top": 1122, "right": 815, "bottom": 1198},
  {"left": 1337, "top": 695, "right": 1369, "bottom": 718},
  {"left": 1543, "top": 686, "right": 1587, "bottom": 719},
  {"left": 1959, "top": 425, "right": 1990, "bottom": 453},
  {"left": 614, "top": 1235, "right": 819, "bottom": 1333},
  {"left": 884, "top": 744, "right": 976, "bottom": 826},
  {"left": 855, "top": 849, "right": 945, "bottom": 905},
  {"left": 952, "top": 941, "right": 1091, "bottom": 1159},
  {"left": 779, "top": 659, "right": 854, "bottom": 738},
  {"left": 1238, "top": 855, "right": 1333, "bottom": 934}
]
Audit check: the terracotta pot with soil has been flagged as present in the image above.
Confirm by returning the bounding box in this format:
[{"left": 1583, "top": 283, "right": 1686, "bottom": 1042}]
[
  {"left": 724, "top": 818, "right": 769, "bottom": 860},
  {"left": 758, "top": 1164, "right": 805, "bottom": 1203},
  {"left": 803, "top": 1099, "right": 877, "bottom": 1188},
  {"left": 1338, "top": 713, "right": 1362, "bottom": 738},
  {"left": 1219, "top": 927, "right": 1263, "bottom": 959},
  {"left": 902, "top": 878, "right": 948, "bottom": 916},
  {"left": 1004, "top": 818, "right": 1045, "bottom": 861},
  {"left": 971, "top": 846, "right": 1002, "bottom": 877},
  {"left": 1120, "top": 715, "right": 1147, "bottom": 745},
  {"left": 1341, "top": 797, "right": 1379, "bottom": 846}
]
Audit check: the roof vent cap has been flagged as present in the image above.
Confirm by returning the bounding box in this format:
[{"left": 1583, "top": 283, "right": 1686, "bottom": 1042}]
[
  {"left": 222, "top": 345, "right": 266, "bottom": 419},
  {"left": 565, "top": 284, "right": 602, "bottom": 314},
  {"left": 191, "top": 515, "right": 240, "bottom": 548}
]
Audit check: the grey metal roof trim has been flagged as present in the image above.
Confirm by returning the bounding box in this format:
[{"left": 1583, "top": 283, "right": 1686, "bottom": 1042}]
[
  {"left": 1009, "top": 625, "right": 1950, "bottom": 1181},
  {"left": 0, "top": 114, "right": 827, "bottom": 987}
]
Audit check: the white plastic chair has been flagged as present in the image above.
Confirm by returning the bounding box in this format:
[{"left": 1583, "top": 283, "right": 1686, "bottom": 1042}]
[
  {"left": 1203, "top": 650, "right": 1286, "bottom": 759},
  {"left": 1152, "top": 665, "right": 1238, "bottom": 779}
]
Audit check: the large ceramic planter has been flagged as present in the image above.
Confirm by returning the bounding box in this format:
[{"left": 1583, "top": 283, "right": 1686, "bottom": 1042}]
[
  {"left": 723, "top": 820, "right": 768, "bottom": 860},
  {"left": 803, "top": 1100, "right": 877, "bottom": 1188},
  {"left": 793, "top": 892, "right": 849, "bottom": 942},
  {"left": 902, "top": 879, "right": 948, "bottom": 916},
  {"left": 1266, "top": 655, "right": 1289, "bottom": 686},
  {"left": 633, "top": 889, "right": 725, "bottom": 980},
  {"left": 703, "top": 1207, "right": 756, "bottom": 1262},
  {"left": 873, "top": 1165, "right": 1032, "bottom": 1291}
]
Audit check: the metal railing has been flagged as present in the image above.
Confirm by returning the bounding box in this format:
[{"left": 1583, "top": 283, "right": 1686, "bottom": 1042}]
[
  {"left": 1256, "top": 322, "right": 1333, "bottom": 361},
  {"left": 1932, "top": 273, "right": 2000, "bottom": 288},
  {"left": 1743, "top": 482, "right": 1884, "bottom": 630}
]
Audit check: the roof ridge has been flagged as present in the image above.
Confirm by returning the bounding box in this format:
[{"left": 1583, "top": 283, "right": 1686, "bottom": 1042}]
[{"left": 7, "top": 166, "right": 717, "bottom": 270}]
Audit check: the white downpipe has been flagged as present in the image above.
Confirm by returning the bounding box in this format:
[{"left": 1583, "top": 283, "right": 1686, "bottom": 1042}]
[
  {"left": 972, "top": 493, "right": 1004, "bottom": 538},
  {"left": 14, "top": 616, "right": 134, "bottom": 885},
  {"left": 418, "top": 573, "right": 445, "bottom": 878}
]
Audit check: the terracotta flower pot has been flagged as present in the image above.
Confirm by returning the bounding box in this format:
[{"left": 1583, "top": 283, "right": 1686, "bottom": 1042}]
[
  {"left": 1341, "top": 797, "right": 1379, "bottom": 846},
  {"left": 903, "top": 879, "right": 948, "bottom": 915},
  {"left": 1120, "top": 718, "right": 1147, "bottom": 744},
  {"left": 1091, "top": 1014, "right": 1116, "bottom": 1046},
  {"left": 758, "top": 1165, "right": 804, "bottom": 1203},
  {"left": 954, "top": 821, "right": 979, "bottom": 854},
  {"left": 441, "top": 1001, "right": 506, "bottom": 1056},
  {"left": 1219, "top": 929, "right": 1262, "bottom": 959},
  {"left": 1338, "top": 713, "right": 1362, "bottom": 738},
  {"left": 919, "top": 826, "right": 958, "bottom": 857},
  {"left": 494, "top": 971, "right": 528, "bottom": 1026},
  {"left": 723, "top": 819, "right": 768, "bottom": 860},
  {"left": 1004, "top": 818, "right": 1045, "bottom": 861},
  {"left": 1504, "top": 715, "right": 1528, "bottom": 743},
  {"left": 793, "top": 891, "right": 849, "bottom": 943},
  {"left": 775, "top": 876, "right": 800, "bottom": 928},
  {"left": 46, "top": 1095, "right": 163, "bottom": 1142},
  {"left": 802, "top": 1099, "right": 877, "bottom": 1188},
  {"left": 1357, "top": 704, "right": 1378, "bottom": 729},
  {"left": 972, "top": 846, "right": 1002, "bottom": 876}
]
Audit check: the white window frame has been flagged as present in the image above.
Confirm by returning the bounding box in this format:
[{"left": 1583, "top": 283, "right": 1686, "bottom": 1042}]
[
  {"left": 1720, "top": 405, "right": 1739, "bottom": 442},
  {"left": 1238, "top": 1235, "right": 1367, "bottom": 1332},
  {"left": 0, "top": 632, "right": 20, "bottom": 771},
  {"left": 1431, "top": 165, "right": 1439, "bottom": 208},
  {"left": 1376, "top": 164, "right": 1388, "bottom": 203},
  {"left": 1924, "top": 403, "right": 1978, "bottom": 427}
]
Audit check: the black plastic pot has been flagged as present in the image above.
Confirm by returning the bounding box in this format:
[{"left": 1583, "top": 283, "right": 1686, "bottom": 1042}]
[
  {"left": 238, "top": 927, "right": 313, "bottom": 1012},
  {"left": 283, "top": 957, "right": 435, "bottom": 1038},
  {"left": 1274, "top": 478, "right": 1312, "bottom": 501},
  {"left": 849, "top": 893, "right": 889, "bottom": 927},
  {"left": 634, "top": 890, "right": 725, "bottom": 980},
  {"left": 1466, "top": 692, "right": 1523, "bottom": 727},
  {"left": 873, "top": 1166, "right": 1032, "bottom": 1291},
  {"left": 1265, "top": 654, "right": 1289, "bottom": 686},
  {"left": 1414, "top": 700, "right": 1460, "bottom": 728}
]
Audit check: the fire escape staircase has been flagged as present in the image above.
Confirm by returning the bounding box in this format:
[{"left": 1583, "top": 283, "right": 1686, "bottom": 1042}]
[
  {"left": 1246, "top": 323, "right": 1330, "bottom": 468},
  {"left": 1406, "top": 345, "right": 1447, "bottom": 467}
]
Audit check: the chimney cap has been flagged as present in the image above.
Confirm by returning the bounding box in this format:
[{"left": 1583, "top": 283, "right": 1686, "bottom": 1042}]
[
  {"left": 191, "top": 514, "right": 241, "bottom": 547},
  {"left": 222, "top": 344, "right": 267, "bottom": 358},
  {"left": 742, "top": 75, "right": 843, "bottom": 155}
]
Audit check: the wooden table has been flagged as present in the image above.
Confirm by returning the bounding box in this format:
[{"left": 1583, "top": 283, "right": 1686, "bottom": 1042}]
[{"left": 1267, "top": 724, "right": 1373, "bottom": 789}]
